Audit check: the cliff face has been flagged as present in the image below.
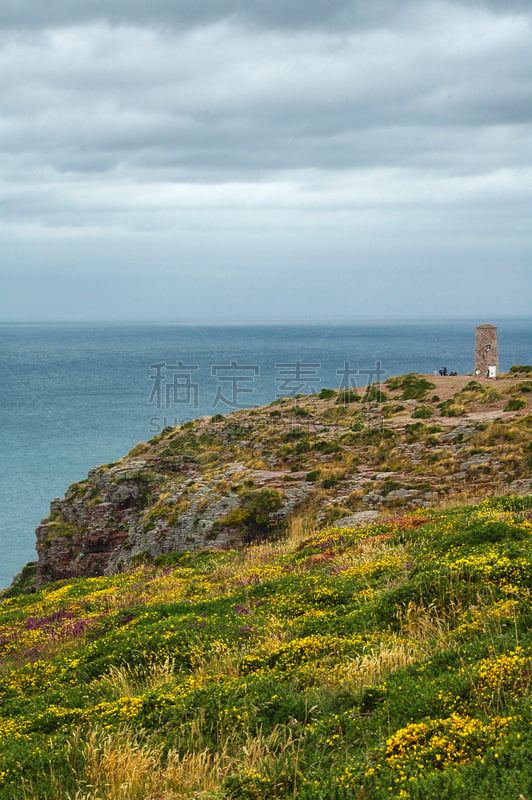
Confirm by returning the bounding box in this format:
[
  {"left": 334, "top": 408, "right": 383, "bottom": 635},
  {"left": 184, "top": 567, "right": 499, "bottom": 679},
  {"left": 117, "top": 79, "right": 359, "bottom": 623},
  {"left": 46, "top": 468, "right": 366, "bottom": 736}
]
[
  {"left": 34, "top": 372, "right": 532, "bottom": 585},
  {"left": 35, "top": 454, "right": 310, "bottom": 584}
]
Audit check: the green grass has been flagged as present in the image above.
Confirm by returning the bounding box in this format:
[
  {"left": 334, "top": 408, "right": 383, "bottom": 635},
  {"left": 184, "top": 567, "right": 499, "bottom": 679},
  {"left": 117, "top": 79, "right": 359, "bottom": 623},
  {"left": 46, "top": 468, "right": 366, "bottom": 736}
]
[{"left": 1, "top": 495, "right": 531, "bottom": 799}]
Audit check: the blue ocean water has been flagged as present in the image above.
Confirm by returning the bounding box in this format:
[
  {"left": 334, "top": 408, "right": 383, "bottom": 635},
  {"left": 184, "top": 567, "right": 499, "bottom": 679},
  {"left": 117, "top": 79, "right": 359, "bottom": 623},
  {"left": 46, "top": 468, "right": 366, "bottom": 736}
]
[{"left": 0, "top": 319, "right": 530, "bottom": 590}]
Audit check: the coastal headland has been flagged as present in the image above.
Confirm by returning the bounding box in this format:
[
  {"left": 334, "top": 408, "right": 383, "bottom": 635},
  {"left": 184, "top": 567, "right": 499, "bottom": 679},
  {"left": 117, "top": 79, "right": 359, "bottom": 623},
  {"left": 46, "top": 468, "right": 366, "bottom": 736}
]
[{"left": 14, "top": 368, "right": 530, "bottom": 590}]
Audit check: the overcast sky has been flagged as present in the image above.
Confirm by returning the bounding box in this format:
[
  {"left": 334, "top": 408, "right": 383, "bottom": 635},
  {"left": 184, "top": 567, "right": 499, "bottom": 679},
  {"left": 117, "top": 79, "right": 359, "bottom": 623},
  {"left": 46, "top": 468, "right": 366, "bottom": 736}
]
[{"left": 1, "top": 0, "right": 531, "bottom": 321}]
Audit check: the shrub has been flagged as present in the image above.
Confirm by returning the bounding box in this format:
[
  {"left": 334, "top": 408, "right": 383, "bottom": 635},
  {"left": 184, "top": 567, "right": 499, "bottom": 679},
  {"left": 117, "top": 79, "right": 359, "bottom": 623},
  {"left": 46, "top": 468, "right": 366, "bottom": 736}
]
[
  {"left": 412, "top": 406, "right": 433, "bottom": 419},
  {"left": 217, "top": 488, "right": 284, "bottom": 542},
  {"left": 293, "top": 406, "right": 311, "bottom": 417},
  {"left": 405, "top": 422, "right": 425, "bottom": 441},
  {"left": 439, "top": 399, "right": 464, "bottom": 417},
  {"left": 321, "top": 474, "right": 344, "bottom": 489},
  {"left": 505, "top": 396, "right": 526, "bottom": 412},
  {"left": 463, "top": 380, "right": 482, "bottom": 391},
  {"left": 386, "top": 373, "right": 435, "bottom": 400},
  {"left": 335, "top": 390, "right": 362, "bottom": 404},
  {"left": 509, "top": 364, "right": 532, "bottom": 374},
  {"left": 364, "top": 384, "right": 389, "bottom": 403},
  {"left": 382, "top": 403, "right": 406, "bottom": 418},
  {"left": 305, "top": 470, "right": 321, "bottom": 482},
  {"left": 312, "top": 440, "right": 341, "bottom": 454},
  {"left": 282, "top": 429, "right": 307, "bottom": 442}
]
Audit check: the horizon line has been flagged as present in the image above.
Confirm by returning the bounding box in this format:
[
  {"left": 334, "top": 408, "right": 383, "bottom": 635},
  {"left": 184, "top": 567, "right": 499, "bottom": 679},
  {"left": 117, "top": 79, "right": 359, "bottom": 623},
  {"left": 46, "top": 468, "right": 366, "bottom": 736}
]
[{"left": 1, "top": 315, "right": 531, "bottom": 326}]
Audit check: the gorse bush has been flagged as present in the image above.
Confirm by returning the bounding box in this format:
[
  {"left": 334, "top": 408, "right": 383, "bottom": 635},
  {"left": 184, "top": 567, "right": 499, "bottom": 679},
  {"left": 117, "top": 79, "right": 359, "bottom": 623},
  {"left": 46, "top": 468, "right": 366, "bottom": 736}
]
[{"left": 1, "top": 496, "right": 531, "bottom": 800}]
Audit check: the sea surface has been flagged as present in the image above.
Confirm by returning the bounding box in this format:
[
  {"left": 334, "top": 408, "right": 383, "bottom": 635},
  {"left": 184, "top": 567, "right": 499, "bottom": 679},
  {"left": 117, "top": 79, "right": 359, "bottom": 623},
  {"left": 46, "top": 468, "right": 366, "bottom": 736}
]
[{"left": 1, "top": 319, "right": 530, "bottom": 590}]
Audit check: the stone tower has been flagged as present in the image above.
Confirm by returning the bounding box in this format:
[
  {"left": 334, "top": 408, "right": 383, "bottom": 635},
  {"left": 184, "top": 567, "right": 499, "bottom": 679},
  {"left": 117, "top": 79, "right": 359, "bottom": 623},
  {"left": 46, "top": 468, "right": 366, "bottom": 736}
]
[{"left": 475, "top": 324, "right": 498, "bottom": 378}]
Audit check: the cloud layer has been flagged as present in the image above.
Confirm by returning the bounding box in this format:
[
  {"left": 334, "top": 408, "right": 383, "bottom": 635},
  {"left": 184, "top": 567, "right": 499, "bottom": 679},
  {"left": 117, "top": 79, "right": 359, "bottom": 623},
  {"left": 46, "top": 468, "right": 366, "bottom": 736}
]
[{"left": 1, "top": 1, "right": 531, "bottom": 319}]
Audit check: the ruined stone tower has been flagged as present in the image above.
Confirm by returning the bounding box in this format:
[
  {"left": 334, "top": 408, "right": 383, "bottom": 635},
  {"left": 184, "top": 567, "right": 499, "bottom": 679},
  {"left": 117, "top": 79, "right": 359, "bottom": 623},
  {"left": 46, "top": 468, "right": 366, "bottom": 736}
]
[{"left": 475, "top": 324, "right": 498, "bottom": 378}]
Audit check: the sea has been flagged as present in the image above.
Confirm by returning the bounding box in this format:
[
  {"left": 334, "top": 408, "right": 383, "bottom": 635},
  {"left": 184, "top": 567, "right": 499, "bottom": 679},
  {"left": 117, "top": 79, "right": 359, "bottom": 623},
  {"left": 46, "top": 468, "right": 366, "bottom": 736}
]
[{"left": 1, "top": 319, "right": 530, "bottom": 590}]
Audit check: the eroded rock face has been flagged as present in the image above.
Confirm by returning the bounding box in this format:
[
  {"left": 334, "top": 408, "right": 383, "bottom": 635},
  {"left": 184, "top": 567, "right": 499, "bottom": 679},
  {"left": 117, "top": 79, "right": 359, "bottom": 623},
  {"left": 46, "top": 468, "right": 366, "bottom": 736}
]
[
  {"left": 35, "top": 455, "right": 312, "bottom": 585},
  {"left": 36, "top": 513, "right": 129, "bottom": 584}
]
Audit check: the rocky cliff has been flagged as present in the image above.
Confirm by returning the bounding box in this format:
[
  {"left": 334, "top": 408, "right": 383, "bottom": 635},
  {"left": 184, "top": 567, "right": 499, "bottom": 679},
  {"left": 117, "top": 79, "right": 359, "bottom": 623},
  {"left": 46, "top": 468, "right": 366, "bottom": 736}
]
[{"left": 33, "top": 371, "right": 531, "bottom": 585}]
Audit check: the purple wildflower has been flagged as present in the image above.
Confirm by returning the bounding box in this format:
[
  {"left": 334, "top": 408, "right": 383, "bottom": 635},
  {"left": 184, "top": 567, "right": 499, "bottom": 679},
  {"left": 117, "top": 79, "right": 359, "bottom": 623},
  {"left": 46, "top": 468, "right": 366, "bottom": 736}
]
[{"left": 234, "top": 604, "right": 251, "bottom": 615}]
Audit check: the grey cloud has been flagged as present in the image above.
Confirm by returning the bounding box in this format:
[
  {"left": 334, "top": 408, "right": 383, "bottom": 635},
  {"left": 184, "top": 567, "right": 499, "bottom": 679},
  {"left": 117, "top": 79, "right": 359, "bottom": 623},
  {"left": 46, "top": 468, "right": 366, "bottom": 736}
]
[
  {"left": 1, "top": 10, "right": 530, "bottom": 184},
  {"left": 0, "top": 0, "right": 530, "bottom": 325},
  {"left": 1, "top": 0, "right": 530, "bottom": 31},
  {"left": 0, "top": 0, "right": 382, "bottom": 30}
]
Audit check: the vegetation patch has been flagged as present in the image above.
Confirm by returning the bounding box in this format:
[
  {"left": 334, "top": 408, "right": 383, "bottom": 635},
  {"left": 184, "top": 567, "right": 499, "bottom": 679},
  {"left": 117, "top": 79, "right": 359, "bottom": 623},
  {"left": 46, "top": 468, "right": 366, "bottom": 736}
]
[
  {"left": 293, "top": 406, "right": 312, "bottom": 418},
  {"left": 216, "top": 488, "right": 284, "bottom": 542},
  {"left": 411, "top": 405, "right": 433, "bottom": 419},
  {"left": 2, "top": 496, "right": 531, "bottom": 799},
  {"left": 505, "top": 396, "right": 527, "bottom": 412},
  {"left": 335, "top": 390, "right": 362, "bottom": 404},
  {"left": 385, "top": 373, "right": 435, "bottom": 400},
  {"left": 509, "top": 364, "right": 532, "bottom": 375},
  {"left": 364, "top": 384, "right": 389, "bottom": 403},
  {"left": 382, "top": 403, "right": 406, "bottom": 418}
]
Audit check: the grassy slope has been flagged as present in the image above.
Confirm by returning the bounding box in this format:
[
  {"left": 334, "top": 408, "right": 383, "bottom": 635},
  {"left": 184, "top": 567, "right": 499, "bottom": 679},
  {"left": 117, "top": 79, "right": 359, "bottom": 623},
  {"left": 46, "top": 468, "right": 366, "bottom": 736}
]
[{"left": 0, "top": 496, "right": 531, "bottom": 799}]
